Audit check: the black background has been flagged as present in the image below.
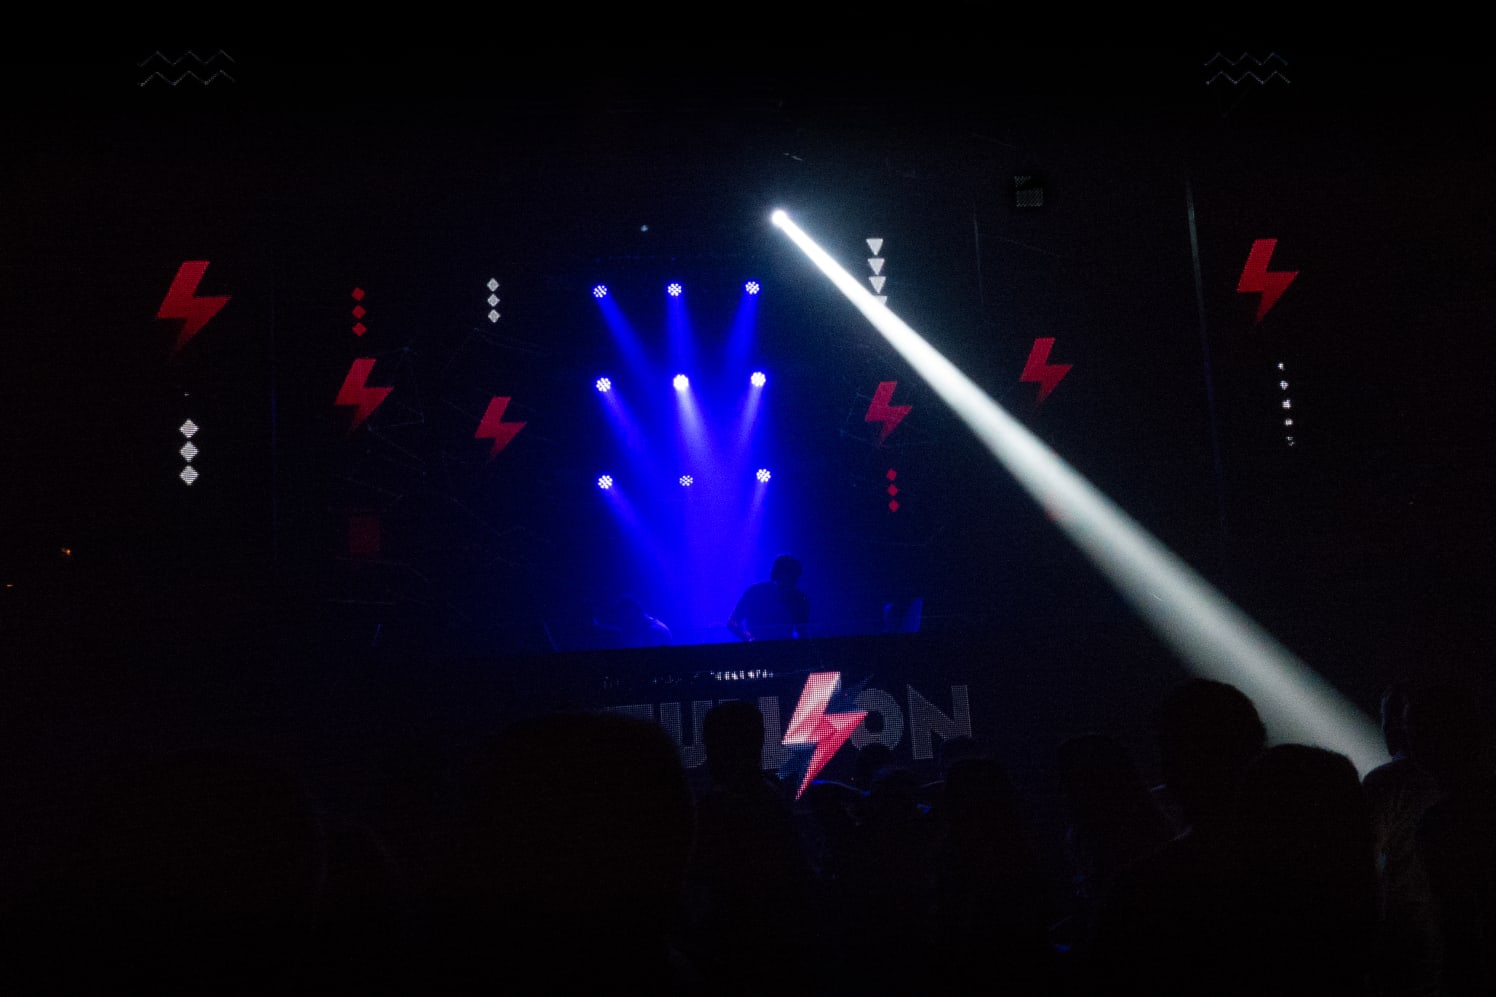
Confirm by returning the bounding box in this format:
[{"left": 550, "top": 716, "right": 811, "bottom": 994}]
[{"left": 3, "top": 46, "right": 1493, "bottom": 746}]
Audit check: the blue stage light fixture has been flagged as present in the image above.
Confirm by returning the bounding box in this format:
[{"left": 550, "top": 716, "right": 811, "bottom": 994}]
[
  {"left": 750, "top": 371, "right": 766, "bottom": 387},
  {"left": 595, "top": 377, "right": 612, "bottom": 393},
  {"left": 679, "top": 474, "right": 694, "bottom": 487},
  {"left": 756, "top": 468, "right": 771, "bottom": 483},
  {"left": 746, "top": 281, "right": 761, "bottom": 295},
  {"left": 592, "top": 284, "right": 608, "bottom": 299},
  {"left": 597, "top": 475, "right": 614, "bottom": 490},
  {"left": 667, "top": 282, "right": 683, "bottom": 297},
  {"left": 673, "top": 374, "right": 689, "bottom": 391}
]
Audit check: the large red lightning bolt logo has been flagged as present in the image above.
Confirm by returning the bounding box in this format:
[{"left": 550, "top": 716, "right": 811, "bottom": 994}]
[
  {"left": 475, "top": 396, "right": 526, "bottom": 459},
  {"left": 1020, "top": 337, "right": 1072, "bottom": 404},
  {"left": 783, "top": 672, "right": 868, "bottom": 799},
  {"left": 1237, "top": 238, "right": 1298, "bottom": 322},
  {"left": 864, "top": 381, "right": 911, "bottom": 445},
  {"left": 157, "top": 261, "right": 230, "bottom": 354},
  {"left": 335, "top": 358, "right": 393, "bottom": 432}
]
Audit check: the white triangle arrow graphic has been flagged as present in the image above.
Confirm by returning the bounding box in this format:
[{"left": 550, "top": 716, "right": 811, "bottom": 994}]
[
  {"left": 869, "top": 275, "right": 886, "bottom": 293},
  {"left": 868, "top": 257, "right": 885, "bottom": 275},
  {"left": 867, "top": 238, "right": 883, "bottom": 255}
]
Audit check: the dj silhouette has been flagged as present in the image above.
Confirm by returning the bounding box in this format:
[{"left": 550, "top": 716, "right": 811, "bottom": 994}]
[{"left": 727, "top": 554, "right": 809, "bottom": 643}]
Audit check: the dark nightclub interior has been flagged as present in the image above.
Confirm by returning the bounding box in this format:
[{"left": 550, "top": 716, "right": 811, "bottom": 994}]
[{"left": 2, "top": 48, "right": 1494, "bottom": 993}]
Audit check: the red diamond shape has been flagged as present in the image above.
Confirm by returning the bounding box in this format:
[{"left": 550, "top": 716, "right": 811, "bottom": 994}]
[
  {"left": 351, "top": 288, "right": 365, "bottom": 301},
  {"left": 888, "top": 500, "right": 900, "bottom": 512},
  {"left": 887, "top": 485, "right": 898, "bottom": 496},
  {"left": 352, "top": 322, "right": 367, "bottom": 336},
  {"left": 352, "top": 305, "right": 366, "bottom": 319},
  {"left": 886, "top": 469, "right": 897, "bottom": 481}
]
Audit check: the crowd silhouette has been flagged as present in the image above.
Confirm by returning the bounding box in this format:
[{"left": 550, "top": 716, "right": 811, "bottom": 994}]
[{"left": 2, "top": 667, "right": 1493, "bottom": 995}]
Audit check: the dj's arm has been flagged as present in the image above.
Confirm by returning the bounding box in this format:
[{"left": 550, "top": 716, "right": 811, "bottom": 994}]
[{"left": 727, "top": 601, "right": 751, "bottom": 642}]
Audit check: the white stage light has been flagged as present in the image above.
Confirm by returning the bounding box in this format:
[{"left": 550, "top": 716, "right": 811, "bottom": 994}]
[{"left": 772, "top": 209, "right": 1383, "bottom": 774}]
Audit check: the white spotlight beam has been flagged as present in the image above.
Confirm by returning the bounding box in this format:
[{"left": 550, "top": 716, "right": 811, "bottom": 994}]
[{"left": 771, "top": 210, "right": 1383, "bottom": 774}]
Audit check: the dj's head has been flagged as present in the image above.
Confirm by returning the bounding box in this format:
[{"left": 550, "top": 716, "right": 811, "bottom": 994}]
[{"left": 770, "top": 553, "right": 802, "bottom": 586}]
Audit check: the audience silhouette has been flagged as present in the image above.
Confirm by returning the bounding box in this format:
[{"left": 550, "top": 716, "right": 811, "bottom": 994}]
[
  {"left": 1083, "top": 678, "right": 1267, "bottom": 994},
  {"left": 1232, "top": 742, "right": 1378, "bottom": 995},
  {"left": 9, "top": 641, "right": 1495, "bottom": 997},
  {"left": 424, "top": 710, "right": 701, "bottom": 993},
  {"left": 1051, "top": 731, "right": 1174, "bottom": 967},
  {"left": 1406, "top": 684, "right": 1496, "bottom": 996},
  {"left": 17, "top": 746, "right": 327, "bottom": 994},
  {"left": 822, "top": 761, "right": 939, "bottom": 996},
  {"left": 929, "top": 754, "right": 1059, "bottom": 994},
  {"left": 1363, "top": 680, "right": 1445, "bottom": 996},
  {"left": 683, "top": 700, "right": 817, "bottom": 996}
]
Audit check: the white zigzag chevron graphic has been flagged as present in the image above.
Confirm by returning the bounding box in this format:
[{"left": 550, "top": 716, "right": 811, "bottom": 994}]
[
  {"left": 1203, "top": 51, "right": 1288, "bottom": 68},
  {"left": 137, "top": 49, "right": 235, "bottom": 68},
  {"left": 1205, "top": 70, "right": 1291, "bottom": 86},
  {"left": 138, "top": 70, "right": 237, "bottom": 87}
]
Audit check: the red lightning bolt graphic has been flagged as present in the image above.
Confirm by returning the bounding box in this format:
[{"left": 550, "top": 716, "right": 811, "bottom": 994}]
[
  {"left": 783, "top": 672, "right": 868, "bottom": 799},
  {"left": 157, "top": 260, "right": 230, "bottom": 354},
  {"left": 864, "top": 381, "right": 911, "bottom": 445},
  {"left": 1237, "top": 238, "right": 1298, "bottom": 322},
  {"left": 1020, "top": 337, "right": 1072, "bottom": 404},
  {"left": 335, "top": 358, "right": 392, "bottom": 432},
  {"left": 475, "top": 396, "right": 526, "bottom": 459}
]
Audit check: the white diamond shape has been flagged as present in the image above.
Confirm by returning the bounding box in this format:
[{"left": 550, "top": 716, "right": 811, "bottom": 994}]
[
  {"left": 179, "top": 419, "right": 198, "bottom": 438},
  {"left": 487, "top": 278, "right": 499, "bottom": 291},
  {"left": 180, "top": 442, "right": 198, "bottom": 461},
  {"left": 180, "top": 466, "right": 199, "bottom": 485},
  {"left": 488, "top": 310, "right": 500, "bottom": 322},
  {"left": 487, "top": 294, "right": 499, "bottom": 306}
]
